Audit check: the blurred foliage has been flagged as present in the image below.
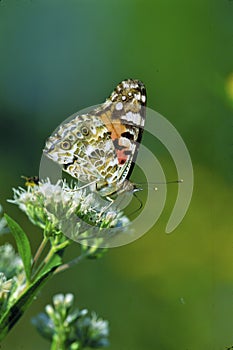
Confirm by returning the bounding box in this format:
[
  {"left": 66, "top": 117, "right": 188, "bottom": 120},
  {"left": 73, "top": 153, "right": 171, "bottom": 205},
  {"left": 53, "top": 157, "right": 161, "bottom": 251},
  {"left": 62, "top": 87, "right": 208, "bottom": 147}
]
[{"left": 0, "top": 0, "right": 233, "bottom": 349}]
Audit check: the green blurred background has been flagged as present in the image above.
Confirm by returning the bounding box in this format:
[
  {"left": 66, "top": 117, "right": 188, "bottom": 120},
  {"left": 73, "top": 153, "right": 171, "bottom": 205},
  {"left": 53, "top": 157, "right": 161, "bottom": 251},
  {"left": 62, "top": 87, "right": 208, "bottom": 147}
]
[{"left": 0, "top": 0, "right": 233, "bottom": 349}]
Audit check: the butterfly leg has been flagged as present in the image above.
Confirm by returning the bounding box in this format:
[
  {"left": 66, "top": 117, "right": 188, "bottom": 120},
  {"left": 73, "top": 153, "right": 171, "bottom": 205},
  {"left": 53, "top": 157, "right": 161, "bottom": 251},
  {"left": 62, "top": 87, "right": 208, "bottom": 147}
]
[
  {"left": 64, "top": 180, "right": 97, "bottom": 193},
  {"left": 97, "top": 196, "right": 115, "bottom": 219}
]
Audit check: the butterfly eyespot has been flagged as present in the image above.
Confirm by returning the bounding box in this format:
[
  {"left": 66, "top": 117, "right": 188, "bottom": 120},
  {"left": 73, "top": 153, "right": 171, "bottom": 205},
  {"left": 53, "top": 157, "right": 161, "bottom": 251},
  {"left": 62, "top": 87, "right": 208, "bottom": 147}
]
[
  {"left": 81, "top": 127, "right": 89, "bottom": 136},
  {"left": 68, "top": 134, "right": 74, "bottom": 141},
  {"left": 61, "top": 141, "right": 71, "bottom": 150},
  {"left": 76, "top": 131, "right": 83, "bottom": 138}
]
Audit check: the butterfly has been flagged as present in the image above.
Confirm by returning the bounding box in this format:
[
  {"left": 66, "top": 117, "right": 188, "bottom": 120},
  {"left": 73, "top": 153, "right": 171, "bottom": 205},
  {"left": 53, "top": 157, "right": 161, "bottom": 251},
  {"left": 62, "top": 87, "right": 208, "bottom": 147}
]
[{"left": 44, "top": 79, "right": 146, "bottom": 198}]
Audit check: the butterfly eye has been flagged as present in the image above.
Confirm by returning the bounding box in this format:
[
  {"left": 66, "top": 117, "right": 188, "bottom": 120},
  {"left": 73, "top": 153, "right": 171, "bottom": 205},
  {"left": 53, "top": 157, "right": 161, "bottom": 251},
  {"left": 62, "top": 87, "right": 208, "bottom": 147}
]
[
  {"left": 81, "top": 127, "right": 89, "bottom": 136},
  {"left": 61, "top": 141, "right": 71, "bottom": 150}
]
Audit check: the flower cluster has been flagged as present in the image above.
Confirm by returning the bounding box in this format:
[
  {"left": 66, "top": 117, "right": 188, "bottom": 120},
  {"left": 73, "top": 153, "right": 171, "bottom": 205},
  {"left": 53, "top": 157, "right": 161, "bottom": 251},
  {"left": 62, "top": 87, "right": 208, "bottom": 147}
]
[
  {"left": 0, "top": 244, "right": 26, "bottom": 311},
  {"left": 9, "top": 179, "right": 130, "bottom": 245},
  {"left": 32, "top": 293, "right": 109, "bottom": 349},
  {"left": 0, "top": 272, "right": 13, "bottom": 299},
  {"left": 0, "top": 205, "right": 9, "bottom": 235},
  {"left": 0, "top": 243, "right": 24, "bottom": 278}
]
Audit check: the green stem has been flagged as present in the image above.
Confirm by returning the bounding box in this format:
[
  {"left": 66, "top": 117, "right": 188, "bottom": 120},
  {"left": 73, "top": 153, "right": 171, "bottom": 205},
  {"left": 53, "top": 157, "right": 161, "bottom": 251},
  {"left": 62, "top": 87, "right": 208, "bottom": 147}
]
[
  {"left": 32, "top": 236, "right": 49, "bottom": 271},
  {"left": 54, "top": 245, "right": 99, "bottom": 274},
  {"left": 44, "top": 240, "right": 71, "bottom": 265},
  {"left": 0, "top": 266, "right": 57, "bottom": 341},
  {"left": 51, "top": 334, "right": 66, "bottom": 350},
  {"left": 32, "top": 239, "right": 71, "bottom": 281},
  {"left": 54, "top": 252, "right": 88, "bottom": 274}
]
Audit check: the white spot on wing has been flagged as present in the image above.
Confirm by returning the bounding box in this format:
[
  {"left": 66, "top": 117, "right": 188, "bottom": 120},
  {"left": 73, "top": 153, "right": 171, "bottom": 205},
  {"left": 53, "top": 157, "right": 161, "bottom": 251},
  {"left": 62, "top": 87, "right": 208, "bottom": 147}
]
[
  {"left": 111, "top": 92, "right": 118, "bottom": 101},
  {"left": 141, "top": 95, "right": 146, "bottom": 103},
  {"left": 123, "top": 112, "right": 142, "bottom": 125},
  {"left": 116, "top": 102, "right": 123, "bottom": 110},
  {"left": 125, "top": 111, "right": 133, "bottom": 121},
  {"left": 86, "top": 145, "right": 95, "bottom": 156},
  {"left": 119, "top": 137, "right": 131, "bottom": 148},
  {"left": 133, "top": 113, "right": 141, "bottom": 125},
  {"left": 123, "top": 82, "right": 129, "bottom": 89}
]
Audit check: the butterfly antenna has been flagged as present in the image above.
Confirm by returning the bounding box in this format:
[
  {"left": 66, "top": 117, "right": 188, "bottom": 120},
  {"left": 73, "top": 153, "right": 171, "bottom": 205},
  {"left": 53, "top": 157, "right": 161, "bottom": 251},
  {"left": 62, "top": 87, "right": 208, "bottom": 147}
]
[
  {"left": 135, "top": 179, "right": 183, "bottom": 190},
  {"left": 154, "top": 179, "right": 183, "bottom": 185}
]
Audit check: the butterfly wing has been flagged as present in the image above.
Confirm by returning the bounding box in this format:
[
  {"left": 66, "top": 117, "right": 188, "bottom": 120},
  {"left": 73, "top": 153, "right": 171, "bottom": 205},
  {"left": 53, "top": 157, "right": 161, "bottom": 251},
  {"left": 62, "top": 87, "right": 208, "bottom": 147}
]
[
  {"left": 44, "top": 79, "right": 146, "bottom": 196},
  {"left": 97, "top": 79, "right": 146, "bottom": 184},
  {"left": 44, "top": 113, "right": 118, "bottom": 185}
]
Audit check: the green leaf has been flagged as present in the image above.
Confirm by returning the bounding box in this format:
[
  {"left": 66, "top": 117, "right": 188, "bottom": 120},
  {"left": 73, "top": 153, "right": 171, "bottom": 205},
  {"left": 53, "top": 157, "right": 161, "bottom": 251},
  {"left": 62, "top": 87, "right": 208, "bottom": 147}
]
[
  {"left": 0, "top": 253, "right": 62, "bottom": 341},
  {"left": 4, "top": 214, "right": 32, "bottom": 283}
]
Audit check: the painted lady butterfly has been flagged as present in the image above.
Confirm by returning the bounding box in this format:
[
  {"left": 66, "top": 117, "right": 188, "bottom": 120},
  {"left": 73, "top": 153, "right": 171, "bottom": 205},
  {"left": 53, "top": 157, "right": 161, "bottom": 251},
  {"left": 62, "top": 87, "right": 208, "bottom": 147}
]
[{"left": 44, "top": 79, "right": 146, "bottom": 198}]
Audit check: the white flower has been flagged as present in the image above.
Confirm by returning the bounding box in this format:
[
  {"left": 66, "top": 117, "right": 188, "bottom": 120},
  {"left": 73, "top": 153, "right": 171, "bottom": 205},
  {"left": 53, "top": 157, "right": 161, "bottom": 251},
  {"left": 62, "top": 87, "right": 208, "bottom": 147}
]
[
  {"left": 0, "top": 243, "right": 24, "bottom": 278},
  {"left": 90, "top": 312, "right": 109, "bottom": 337},
  {"left": 8, "top": 178, "right": 131, "bottom": 243},
  {"left": 0, "top": 272, "right": 13, "bottom": 298},
  {"left": 64, "top": 293, "right": 74, "bottom": 307},
  {"left": 10, "top": 272, "right": 27, "bottom": 301},
  {"left": 0, "top": 244, "right": 26, "bottom": 303},
  {"left": 0, "top": 204, "right": 8, "bottom": 234},
  {"left": 45, "top": 304, "right": 54, "bottom": 317}
]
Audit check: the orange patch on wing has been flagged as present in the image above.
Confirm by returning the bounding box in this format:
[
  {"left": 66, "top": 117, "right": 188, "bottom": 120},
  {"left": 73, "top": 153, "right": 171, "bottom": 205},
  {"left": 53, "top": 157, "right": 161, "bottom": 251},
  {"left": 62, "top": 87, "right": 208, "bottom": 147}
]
[
  {"left": 100, "top": 113, "right": 126, "bottom": 140},
  {"left": 100, "top": 112, "right": 129, "bottom": 165}
]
